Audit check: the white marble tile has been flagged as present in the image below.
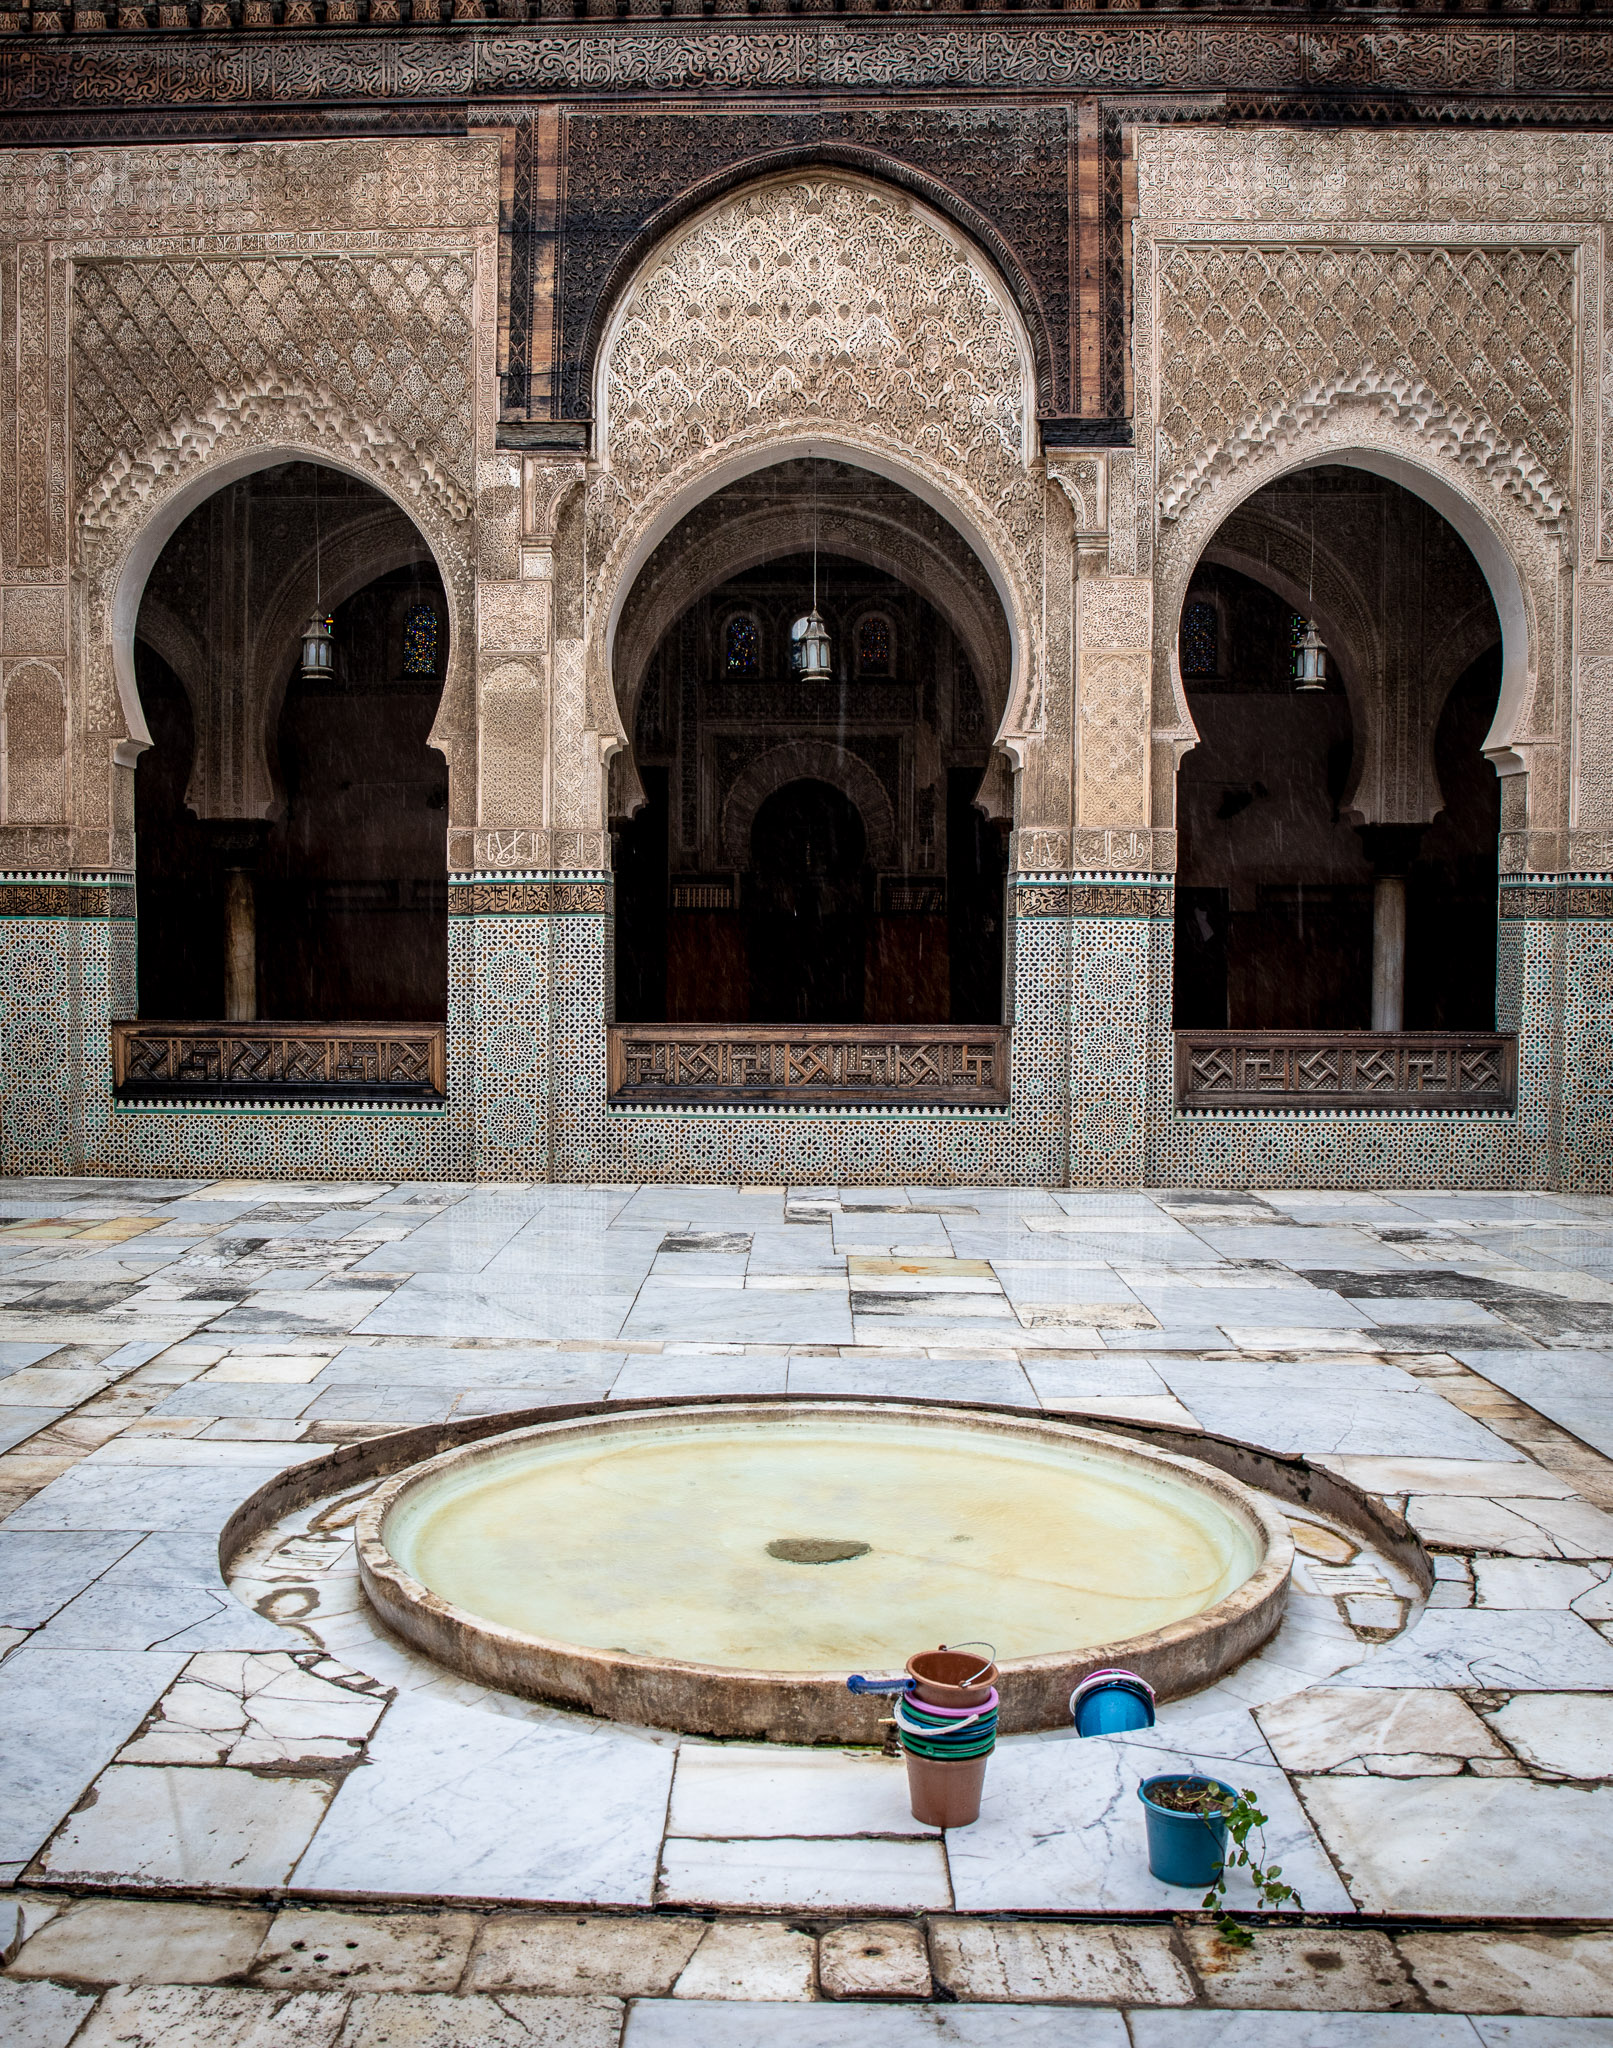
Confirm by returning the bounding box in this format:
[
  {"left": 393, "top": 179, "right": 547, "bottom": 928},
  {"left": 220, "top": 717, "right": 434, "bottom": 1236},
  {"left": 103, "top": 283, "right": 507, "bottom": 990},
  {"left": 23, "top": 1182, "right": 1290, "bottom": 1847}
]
[
  {"left": 945, "top": 1726, "right": 1351, "bottom": 1915},
  {"left": 1333, "top": 1607, "right": 1613, "bottom": 1690},
  {"left": 658, "top": 1835, "right": 951, "bottom": 1911},
  {"left": 355, "top": 1280, "right": 637, "bottom": 1343},
  {"left": 1405, "top": 1497, "right": 1563, "bottom": 1557},
  {"left": 668, "top": 1744, "right": 934, "bottom": 1838},
  {"left": 38, "top": 1532, "right": 289, "bottom": 1652},
  {"left": 69, "top": 1984, "right": 350, "bottom": 2048},
  {"left": 118, "top": 1651, "right": 388, "bottom": 1767},
  {"left": 1483, "top": 1694, "right": 1613, "bottom": 1777},
  {"left": 609, "top": 1356, "right": 788, "bottom": 1399},
  {"left": 784, "top": 1355, "right": 1034, "bottom": 1402},
  {"left": 1472, "top": 2024, "right": 1613, "bottom": 2047},
  {"left": 1299, "top": 1774, "right": 1613, "bottom": 1915},
  {"left": 1255, "top": 1688, "right": 1505, "bottom": 1772},
  {"left": 1474, "top": 1558, "right": 1608, "bottom": 1609},
  {"left": 622, "top": 1284, "right": 853, "bottom": 1346},
  {"left": 294, "top": 1691, "right": 673, "bottom": 1904},
  {"left": 1315, "top": 1457, "right": 1572, "bottom": 1497},
  {"left": 671, "top": 1920, "right": 815, "bottom": 2001},
  {"left": 4, "top": 1460, "right": 271, "bottom": 1533},
  {"left": 0, "top": 1979, "right": 100, "bottom": 2048},
  {"left": 1146, "top": 1382, "right": 1514, "bottom": 1461},
  {"left": 627, "top": 2003, "right": 1128, "bottom": 2046},
  {"left": 1128, "top": 2018, "right": 1481, "bottom": 2046},
  {"left": 0, "top": 1530, "right": 142, "bottom": 1628},
  {"left": 0, "top": 1645, "right": 188, "bottom": 1865},
  {"left": 41, "top": 1762, "right": 334, "bottom": 1886}
]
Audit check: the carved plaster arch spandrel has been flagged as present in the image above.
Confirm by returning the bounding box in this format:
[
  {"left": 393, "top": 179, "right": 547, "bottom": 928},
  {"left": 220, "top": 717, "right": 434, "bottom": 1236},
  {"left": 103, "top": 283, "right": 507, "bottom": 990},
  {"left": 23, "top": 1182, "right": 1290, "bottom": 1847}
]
[
  {"left": 582, "top": 170, "right": 1045, "bottom": 797},
  {"left": 1152, "top": 244, "right": 1577, "bottom": 538},
  {"left": 721, "top": 740, "right": 898, "bottom": 872}
]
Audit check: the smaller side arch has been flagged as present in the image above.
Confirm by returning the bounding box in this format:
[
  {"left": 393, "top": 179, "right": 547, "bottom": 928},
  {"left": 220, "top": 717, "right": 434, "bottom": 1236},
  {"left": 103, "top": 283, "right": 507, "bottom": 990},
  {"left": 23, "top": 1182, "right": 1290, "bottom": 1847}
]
[{"left": 721, "top": 742, "right": 898, "bottom": 871}]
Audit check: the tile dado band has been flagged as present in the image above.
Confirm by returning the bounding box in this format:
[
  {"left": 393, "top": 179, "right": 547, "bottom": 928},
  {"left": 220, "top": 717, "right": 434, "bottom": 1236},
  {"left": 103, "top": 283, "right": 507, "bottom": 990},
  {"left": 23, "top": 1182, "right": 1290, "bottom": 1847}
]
[
  {"left": 447, "top": 879, "right": 611, "bottom": 916},
  {"left": 0, "top": 876, "right": 134, "bottom": 919},
  {"left": 1500, "top": 881, "right": 1613, "bottom": 920},
  {"left": 1014, "top": 881, "right": 1172, "bottom": 920}
]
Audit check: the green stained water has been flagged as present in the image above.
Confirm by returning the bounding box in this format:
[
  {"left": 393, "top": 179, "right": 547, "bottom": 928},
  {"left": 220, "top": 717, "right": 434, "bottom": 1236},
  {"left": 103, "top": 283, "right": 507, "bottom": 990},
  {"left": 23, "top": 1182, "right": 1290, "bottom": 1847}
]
[{"left": 385, "top": 1413, "right": 1261, "bottom": 1671}]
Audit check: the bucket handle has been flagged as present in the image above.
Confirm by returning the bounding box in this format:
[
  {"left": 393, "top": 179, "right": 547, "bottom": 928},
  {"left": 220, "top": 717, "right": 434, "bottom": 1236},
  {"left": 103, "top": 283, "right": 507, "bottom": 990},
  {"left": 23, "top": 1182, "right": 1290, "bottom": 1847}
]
[{"left": 941, "top": 1640, "right": 997, "bottom": 1687}]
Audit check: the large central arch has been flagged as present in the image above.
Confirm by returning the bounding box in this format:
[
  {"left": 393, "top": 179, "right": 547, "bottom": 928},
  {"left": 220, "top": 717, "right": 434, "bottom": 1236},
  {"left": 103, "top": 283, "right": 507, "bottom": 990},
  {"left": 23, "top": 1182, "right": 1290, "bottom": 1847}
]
[{"left": 582, "top": 169, "right": 1045, "bottom": 761}]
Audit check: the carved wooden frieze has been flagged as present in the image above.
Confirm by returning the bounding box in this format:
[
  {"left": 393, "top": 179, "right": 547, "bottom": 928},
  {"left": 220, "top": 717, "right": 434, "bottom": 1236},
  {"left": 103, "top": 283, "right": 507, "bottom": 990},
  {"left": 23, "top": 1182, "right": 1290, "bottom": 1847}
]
[
  {"left": 608, "top": 1024, "right": 1009, "bottom": 1106},
  {"left": 1175, "top": 1031, "right": 1516, "bottom": 1112},
  {"left": 111, "top": 1020, "right": 447, "bottom": 1098}
]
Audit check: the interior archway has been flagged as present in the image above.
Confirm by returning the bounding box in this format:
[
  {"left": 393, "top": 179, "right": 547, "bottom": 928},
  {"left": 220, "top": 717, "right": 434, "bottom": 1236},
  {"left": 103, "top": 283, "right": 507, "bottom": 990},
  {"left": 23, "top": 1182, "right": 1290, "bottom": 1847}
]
[
  {"left": 132, "top": 460, "right": 450, "bottom": 1024},
  {"left": 611, "top": 460, "right": 1009, "bottom": 1030},
  {"left": 1172, "top": 466, "right": 1501, "bottom": 1035}
]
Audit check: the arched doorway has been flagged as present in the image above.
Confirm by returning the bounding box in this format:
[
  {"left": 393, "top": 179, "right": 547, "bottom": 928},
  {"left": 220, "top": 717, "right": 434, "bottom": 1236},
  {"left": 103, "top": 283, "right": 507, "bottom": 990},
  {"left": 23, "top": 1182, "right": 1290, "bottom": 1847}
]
[
  {"left": 1173, "top": 464, "right": 1502, "bottom": 1042},
  {"left": 610, "top": 460, "right": 1010, "bottom": 1038},
  {"left": 748, "top": 779, "right": 870, "bottom": 1024},
  {"left": 126, "top": 459, "right": 450, "bottom": 1089}
]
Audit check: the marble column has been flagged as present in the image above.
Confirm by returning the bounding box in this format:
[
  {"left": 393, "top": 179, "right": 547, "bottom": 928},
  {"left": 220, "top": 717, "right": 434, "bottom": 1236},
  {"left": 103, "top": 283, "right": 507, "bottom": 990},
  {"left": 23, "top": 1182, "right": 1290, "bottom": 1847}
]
[
  {"left": 204, "top": 822, "right": 271, "bottom": 1022},
  {"left": 1356, "top": 826, "right": 1425, "bottom": 1034}
]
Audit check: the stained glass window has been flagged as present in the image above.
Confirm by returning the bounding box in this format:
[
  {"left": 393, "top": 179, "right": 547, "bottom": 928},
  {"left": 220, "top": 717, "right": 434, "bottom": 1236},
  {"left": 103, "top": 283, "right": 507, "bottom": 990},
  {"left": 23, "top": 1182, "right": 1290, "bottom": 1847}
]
[
  {"left": 857, "top": 614, "right": 892, "bottom": 675},
  {"left": 1288, "top": 612, "right": 1307, "bottom": 681},
  {"left": 402, "top": 602, "right": 439, "bottom": 677},
  {"left": 725, "top": 614, "right": 760, "bottom": 675},
  {"left": 1180, "top": 600, "right": 1217, "bottom": 677}
]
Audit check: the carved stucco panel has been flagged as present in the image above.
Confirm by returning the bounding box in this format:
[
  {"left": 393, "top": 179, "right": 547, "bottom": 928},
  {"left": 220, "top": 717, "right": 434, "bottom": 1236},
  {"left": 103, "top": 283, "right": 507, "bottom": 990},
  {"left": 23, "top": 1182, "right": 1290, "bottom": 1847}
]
[
  {"left": 1136, "top": 130, "right": 1613, "bottom": 230},
  {"left": 2, "top": 586, "right": 68, "bottom": 655},
  {"left": 1574, "top": 574, "right": 1613, "bottom": 836},
  {"left": 2, "top": 661, "right": 68, "bottom": 825},
  {"left": 480, "top": 577, "right": 552, "bottom": 655},
  {"left": 73, "top": 251, "right": 479, "bottom": 533},
  {"left": 477, "top": 656, "right": 548, "bottom": 832},
  {"left": 1154, "top": 242, "right": 1576, "bottom": 533},
  {"left": 1075, "top": 573, "right": 1152, "bottom": 834}
]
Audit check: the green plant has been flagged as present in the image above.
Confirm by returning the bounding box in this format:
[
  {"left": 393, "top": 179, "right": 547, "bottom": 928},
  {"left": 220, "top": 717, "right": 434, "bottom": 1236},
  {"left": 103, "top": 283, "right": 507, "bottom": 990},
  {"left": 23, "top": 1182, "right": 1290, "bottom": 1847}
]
[{"left": 1191, "top": 1785, "right": 1302, "bottom": 1946}]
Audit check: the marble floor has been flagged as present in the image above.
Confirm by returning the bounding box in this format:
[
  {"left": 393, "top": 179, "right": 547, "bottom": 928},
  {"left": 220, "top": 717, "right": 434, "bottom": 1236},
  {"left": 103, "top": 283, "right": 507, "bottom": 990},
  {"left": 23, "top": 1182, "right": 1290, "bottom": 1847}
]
[{"left": 3, "top": 1177, "right": 1613, "bottom": 2044}]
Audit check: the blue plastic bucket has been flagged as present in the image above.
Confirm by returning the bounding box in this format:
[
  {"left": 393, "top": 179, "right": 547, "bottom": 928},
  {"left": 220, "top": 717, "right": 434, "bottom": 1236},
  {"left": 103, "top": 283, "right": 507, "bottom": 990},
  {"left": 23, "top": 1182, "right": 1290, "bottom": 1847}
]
[
  {"left": 1071, "top": 1670, "right": 1157, "bottom": 1738},
  {"left": 1138, "top": 1775, "right": 1234, "bottom": 1888}
]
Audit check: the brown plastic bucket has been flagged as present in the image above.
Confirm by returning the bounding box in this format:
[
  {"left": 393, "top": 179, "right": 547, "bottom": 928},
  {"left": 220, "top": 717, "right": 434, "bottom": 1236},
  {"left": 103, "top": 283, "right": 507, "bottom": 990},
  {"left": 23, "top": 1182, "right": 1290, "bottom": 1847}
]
[
  {"left": 905, "top": 1648, "right": 998, "bottom": 1708},
  {"left": 905, "top": 1750, "right": 989, "bottom": 1828}
]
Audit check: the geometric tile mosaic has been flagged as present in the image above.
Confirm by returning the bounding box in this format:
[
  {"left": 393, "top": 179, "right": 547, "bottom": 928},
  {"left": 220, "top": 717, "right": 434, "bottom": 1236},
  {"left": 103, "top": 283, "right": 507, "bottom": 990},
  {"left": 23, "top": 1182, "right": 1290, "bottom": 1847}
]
[{"left": 0, "top": 869, "right": 1601, "bottom": 1188}]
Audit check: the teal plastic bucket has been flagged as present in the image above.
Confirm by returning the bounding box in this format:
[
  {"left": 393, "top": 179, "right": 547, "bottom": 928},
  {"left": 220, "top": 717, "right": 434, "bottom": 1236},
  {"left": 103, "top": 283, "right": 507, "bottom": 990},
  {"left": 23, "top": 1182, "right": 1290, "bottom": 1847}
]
[
  {"left": 1138, "top": 1775, "right": 1234, "bottom": 1888},
  {"left": 1071, "top": 1670, "right": 1156, "bottom": 1738}
]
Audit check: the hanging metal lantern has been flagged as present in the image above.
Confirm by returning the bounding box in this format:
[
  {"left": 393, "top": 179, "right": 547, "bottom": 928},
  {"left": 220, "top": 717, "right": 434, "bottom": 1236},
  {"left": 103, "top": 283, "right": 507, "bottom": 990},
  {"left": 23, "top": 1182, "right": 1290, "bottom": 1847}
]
[
  {"left": 300, "top": 612, "right": 335, "bottom": 682},
  {"left": 1293, "top": 618, "right": 1328, "bottom": 692},
  {"left": 793, "top": 608, "right": 832, "bottom": 678}
]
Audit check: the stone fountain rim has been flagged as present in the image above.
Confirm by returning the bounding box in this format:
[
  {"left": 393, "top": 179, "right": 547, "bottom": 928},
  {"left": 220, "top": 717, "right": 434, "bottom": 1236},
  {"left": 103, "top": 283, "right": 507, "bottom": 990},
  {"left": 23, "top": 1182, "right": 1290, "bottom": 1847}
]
[{"left": 354, "top": 1399, "right": 1296, "bottom": 1742}]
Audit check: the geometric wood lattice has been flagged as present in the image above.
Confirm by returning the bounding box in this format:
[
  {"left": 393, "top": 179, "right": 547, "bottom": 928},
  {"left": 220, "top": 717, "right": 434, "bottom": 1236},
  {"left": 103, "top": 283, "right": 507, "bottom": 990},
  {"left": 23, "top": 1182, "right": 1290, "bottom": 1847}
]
[
  {"left": 608, "top": 1025, "right": 1010, "bottom": 1107},
  {"left": 1175, "top": 1031, "right": 1515, "bottom": 1113},
  {"left": 112, "top": 1021, "right": 446, "bottom": 1101}
]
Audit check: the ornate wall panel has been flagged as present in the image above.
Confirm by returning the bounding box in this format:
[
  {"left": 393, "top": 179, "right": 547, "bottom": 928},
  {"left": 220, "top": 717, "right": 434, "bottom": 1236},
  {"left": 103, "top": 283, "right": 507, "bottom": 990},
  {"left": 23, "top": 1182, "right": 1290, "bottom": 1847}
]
[
  {"left": 1076, "top": 574, "right": 1151, "bottom": 831},
  {"left": 2, "top": 663, "right": 68, "bottom": 824}
]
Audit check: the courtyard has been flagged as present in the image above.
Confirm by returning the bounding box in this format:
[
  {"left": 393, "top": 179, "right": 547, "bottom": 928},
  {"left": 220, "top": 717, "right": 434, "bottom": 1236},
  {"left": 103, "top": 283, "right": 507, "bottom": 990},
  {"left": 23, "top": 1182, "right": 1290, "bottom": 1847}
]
[{"left": 0, "top": 1175, "right": 1611, "bottom": 2043}]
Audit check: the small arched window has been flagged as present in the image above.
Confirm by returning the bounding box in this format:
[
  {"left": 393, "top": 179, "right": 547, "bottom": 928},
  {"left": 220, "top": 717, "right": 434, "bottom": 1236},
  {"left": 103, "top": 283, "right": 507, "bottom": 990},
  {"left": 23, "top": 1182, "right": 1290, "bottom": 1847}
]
[
  {"left": 1180, "top": 600, "right": 1217, "bottom": 678},
  {"left": 402, "top": 602, "right": 440, "bottom": 678},
  {"left": 725, "top": 614, "right": 760, "bottom": 676},
  {"left": 856, "top": 614, "right": 892, "bottom": 676}
]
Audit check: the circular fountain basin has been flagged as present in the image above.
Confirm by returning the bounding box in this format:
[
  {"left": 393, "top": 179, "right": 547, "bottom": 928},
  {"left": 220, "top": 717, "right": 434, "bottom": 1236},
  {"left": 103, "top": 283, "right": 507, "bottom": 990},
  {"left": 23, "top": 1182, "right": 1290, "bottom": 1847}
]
[{"left": 357, "top": 1402, "right": 1293, "bottom": 1741}]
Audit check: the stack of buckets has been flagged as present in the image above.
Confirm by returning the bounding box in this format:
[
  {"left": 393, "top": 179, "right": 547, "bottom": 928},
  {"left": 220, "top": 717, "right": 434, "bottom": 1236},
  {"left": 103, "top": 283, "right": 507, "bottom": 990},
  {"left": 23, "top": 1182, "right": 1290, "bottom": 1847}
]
[{"left": 896, "top": 1647, "right": 999, "bottom": 1828}]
